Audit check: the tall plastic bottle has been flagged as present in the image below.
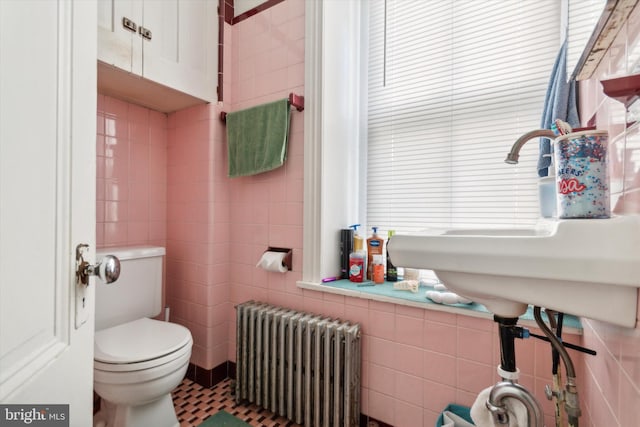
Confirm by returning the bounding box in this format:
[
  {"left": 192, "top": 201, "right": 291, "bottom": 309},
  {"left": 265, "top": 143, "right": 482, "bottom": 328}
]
[
  {"left": 349, "top": 224, "right": 366, "bottom": 282},
  {"left": 366, "top": 227, "right": 384, "bottom": 280},
  {"left": 386, "top": 230, "right": 398, "bottom": 282}
]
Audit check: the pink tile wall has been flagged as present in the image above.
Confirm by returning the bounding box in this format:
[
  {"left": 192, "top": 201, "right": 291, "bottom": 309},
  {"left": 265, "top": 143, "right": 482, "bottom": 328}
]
[
  {"left": 166, "top": 103, "right": 230, "bottom": 370},
  {"left": 223, "top": 1, "right": 581, "bottom": 426},
  {"left": 575, "top": 5, "right": 640, "bottom": 426},
  {"left": 96, "top": 94, "right": 167, "bottom": 248},
  {"left": 225, "top": 0, "right": 306, "bottom": 359}
]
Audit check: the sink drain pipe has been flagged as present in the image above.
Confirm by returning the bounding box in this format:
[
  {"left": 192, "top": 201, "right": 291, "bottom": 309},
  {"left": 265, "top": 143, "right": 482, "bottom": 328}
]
[{"left": 489, "top": 315, "right": 544, "bottom": 427}]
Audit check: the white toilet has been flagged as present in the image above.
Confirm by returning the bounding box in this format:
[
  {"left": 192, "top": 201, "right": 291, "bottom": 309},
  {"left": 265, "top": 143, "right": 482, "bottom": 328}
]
[{"left": 93, "top": 246, "right": 192, "bottom": 427}]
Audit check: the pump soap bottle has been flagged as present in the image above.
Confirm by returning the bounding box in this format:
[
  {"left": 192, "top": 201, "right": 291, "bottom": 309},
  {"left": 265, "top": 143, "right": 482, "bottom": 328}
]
[
  {"left": 366, "top": 227, "right": 384, "bottom": 280},
  {"left": 349, "top": 224, "right": 366, "bottom": 283}
]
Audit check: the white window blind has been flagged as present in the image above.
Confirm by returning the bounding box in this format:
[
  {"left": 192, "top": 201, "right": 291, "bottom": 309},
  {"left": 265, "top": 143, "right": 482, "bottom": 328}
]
[{"left": 367, "top": 1, "right": 562, "bottom": 233}]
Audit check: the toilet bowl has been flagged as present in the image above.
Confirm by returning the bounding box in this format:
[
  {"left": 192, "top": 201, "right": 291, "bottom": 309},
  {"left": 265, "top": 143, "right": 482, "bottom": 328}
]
[{"left": 93, "top": 247, "right": 192, "bottom": 427}]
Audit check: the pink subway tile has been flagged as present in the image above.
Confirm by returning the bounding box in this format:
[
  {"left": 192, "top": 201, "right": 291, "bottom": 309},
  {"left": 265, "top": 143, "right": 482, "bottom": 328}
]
[
  {"left": 457, "top": 326, "right": 493, "bottom": 365},
  {"left": 395, "top": 315, "right": 424, "bottom": 348},
  {"left": 424, "top": 320, "right": 457, "bottom": 356},
  {"left": 367, "top": 390, "right": 395, "bottom": 426},
  {"left": 457, "top": 315, "right": 493, "bottom": 331},
  {"left": 96, "top": 200, "right": 105, "bottom": 223},
  {"left": 96, "top": 178, "right": 106, "bottom": 202},
  {"left": 130, "top": 143, "right": 150, "bottom": 183},
  {"left": 104, "top": 157, "right": 129, "bottom": 181},
  {"left": 127, "top": 221, "right": 149, "bottom": 244},
  {"left": 456, "top": 359, "right": 493, "bottom": 394},
  {"left": 533, "top": 336, "right": 554, "bottom": 380},
  {"left": 368, "top": 364, "right": 395, "bottom": 395},
  {"left": 323, "top": 292, "right": 345, "bottom": 305},
  {"left": 96, "top": 133, "right": 105, "bottom": 156},
  {"left": 129, "top": 103, "right": 149, "bottom": 125},
  {"left": 513, "top": 335, "right": 535, "bottom": 377},
  {"left": 395, "top": 343, "right": 423, "bottom": 377},
  {"left": 393, "top": 400, "right": 423, "bottom": 427},
  {"left": 97, "top": 93, "right": 105, "bottom": 113},
  {"left": 96, "top": 223, "right": 104, "bottom": 247},
  {"left": 96, "top": 156, "right": 106, "bottom": 180},
  {"left": 128, "top": 199, "right": 149, "bottom": 222},
  {"left": 425, "top": 309, "right": 457, "bottom": 325},
  {"left": 619, "top": 372, "right": 640, "bottom": 427},
  {"left": 103, "top": 222, "right": 127, "bottom": 246},
  {"left": 322, "top": 300, "right": 345, "bottom": 320},
  {"left": 424, "top": 351, "right": 456, "bottom": 385},
  {"left": 423, "top": 380, "right": 456, "bottom": 414},
  {"left": 104, "top": 96, "right": 129, "bottom": 120},
  {"left": 368, "top": 309, "right": 395, "bottom": 341},
  {"left": 370, "top": 300, "right": 396, "bottom": 314},
  {"left": 105, "top": 201, "right": 128, "bottom": 222},
  {"left": 395, "top": 372, "right": 423, "bottom": 407},
  {"left": 369, "top": 337, "right": 396, "bottom": 369},
  {"left": 148, "top": 220, "right": 166, "bottom": 241},
  {"left": 394, "top": 304, "right": 423, "bottom": 319},
  {"left": 105, "top": 179, "right": 129, "bottom": 202},
  {"left": 286, "top": 0, "right": 304, "bottom": 20},
  {"left": 345, "top": 295, "right": 369, "bottom": 309},
  {"left": 286, "top": 15, "right": 304, "bottom": 41}
]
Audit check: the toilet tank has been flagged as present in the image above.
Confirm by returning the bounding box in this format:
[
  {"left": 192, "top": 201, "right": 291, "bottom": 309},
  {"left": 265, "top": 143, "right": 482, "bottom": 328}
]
[{"left": 95, "top": 246, "right": 165, "bottom": 331}]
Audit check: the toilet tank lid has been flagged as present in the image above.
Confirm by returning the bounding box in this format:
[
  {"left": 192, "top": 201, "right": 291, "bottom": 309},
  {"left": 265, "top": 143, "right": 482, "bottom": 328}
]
[{"left": 96, "top": 245, "right": 165, "bottom": 261}]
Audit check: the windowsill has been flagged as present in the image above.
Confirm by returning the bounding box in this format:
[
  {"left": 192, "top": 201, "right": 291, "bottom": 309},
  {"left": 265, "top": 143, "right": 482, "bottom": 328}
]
[{"left": 297, "top": 279, "right": 583, "bottom": 334}]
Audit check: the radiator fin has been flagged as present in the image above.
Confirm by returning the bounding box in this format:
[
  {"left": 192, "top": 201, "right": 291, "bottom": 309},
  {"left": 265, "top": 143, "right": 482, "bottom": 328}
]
[{"left": 235, "top": 301, "right": 361, "bottom": 427}]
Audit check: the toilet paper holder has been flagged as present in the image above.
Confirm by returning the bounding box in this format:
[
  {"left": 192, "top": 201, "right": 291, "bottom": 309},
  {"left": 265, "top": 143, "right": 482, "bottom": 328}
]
[{"left": 266, "top": 246, "right": 292, "bottom": 271}]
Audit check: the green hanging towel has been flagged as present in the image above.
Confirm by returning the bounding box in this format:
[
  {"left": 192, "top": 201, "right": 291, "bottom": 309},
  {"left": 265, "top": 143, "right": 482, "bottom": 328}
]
[{"left": 226, "top": 98, "right": 290, "bottom": 178}]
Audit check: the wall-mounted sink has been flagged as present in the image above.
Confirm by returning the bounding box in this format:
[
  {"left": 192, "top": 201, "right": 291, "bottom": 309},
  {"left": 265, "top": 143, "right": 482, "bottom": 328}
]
[{"left": 387, "top": 216, "right": 640, "bottom": 327}]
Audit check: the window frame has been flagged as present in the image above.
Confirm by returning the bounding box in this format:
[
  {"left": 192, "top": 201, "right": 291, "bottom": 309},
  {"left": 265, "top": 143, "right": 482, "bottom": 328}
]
[{"left": 300, "top": 0, "right": 567, "bottom": 284}]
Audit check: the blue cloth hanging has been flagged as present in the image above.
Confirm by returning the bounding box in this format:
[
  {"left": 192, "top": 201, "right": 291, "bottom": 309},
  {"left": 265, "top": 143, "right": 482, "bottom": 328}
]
[{"left": 538, "top": 39, "right": 580, "bottom": 177}]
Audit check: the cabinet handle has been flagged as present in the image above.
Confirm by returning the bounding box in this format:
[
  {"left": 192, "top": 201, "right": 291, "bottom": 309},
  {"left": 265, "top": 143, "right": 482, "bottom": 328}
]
[
  {"left": 122, "top": 16, "right": 137, "bottom": 32},
  {"left": 139, "top": 26, "right": 152, "bottom": 41}
]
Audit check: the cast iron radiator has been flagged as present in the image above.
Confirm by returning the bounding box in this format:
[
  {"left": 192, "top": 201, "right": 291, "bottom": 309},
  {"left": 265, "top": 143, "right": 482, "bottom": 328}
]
[{"left": 235, "top": 301, "right": 361, "bottom": 427}]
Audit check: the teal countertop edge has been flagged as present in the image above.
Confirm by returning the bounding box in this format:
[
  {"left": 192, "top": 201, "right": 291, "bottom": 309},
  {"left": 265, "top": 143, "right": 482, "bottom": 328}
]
[{"left": 297, "top": 279, "right": 582, "bottom": 332}]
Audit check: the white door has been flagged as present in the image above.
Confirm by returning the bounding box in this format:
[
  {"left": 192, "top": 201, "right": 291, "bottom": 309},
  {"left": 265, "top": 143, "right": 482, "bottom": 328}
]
[{"left": 0, "top": 1, "right": 97, "bottom": 426}]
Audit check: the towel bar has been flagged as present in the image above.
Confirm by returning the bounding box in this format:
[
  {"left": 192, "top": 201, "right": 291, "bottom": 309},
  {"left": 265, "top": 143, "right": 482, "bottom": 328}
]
[{"left": 220, "top": 92, "right": 304, "bottom": 122}]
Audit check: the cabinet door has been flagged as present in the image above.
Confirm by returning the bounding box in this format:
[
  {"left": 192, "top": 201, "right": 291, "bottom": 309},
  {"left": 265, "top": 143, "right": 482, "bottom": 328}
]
[
  {"left": 142, "top": 0, "right": 217, "bottom": 102},
  {"left": 98, "top": 0, "right": 143, "bottom": 75}
]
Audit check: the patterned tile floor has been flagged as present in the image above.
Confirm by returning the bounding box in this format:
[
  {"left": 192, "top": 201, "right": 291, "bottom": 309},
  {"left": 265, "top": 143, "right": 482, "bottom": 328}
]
[{"left": 172, "top": 377, "right": 302, "bottom": 427}]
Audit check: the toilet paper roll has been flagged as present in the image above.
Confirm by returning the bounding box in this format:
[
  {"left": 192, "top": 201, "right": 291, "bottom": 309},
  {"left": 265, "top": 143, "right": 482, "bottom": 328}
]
[{"left": 256, "top": 251, "right": 288, "bottom": 273}]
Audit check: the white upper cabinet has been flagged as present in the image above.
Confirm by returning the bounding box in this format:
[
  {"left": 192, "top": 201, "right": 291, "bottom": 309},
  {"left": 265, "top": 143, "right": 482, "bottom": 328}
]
[
  {"left": 98, "top": 0, "right": 143, "bottom": 75},
  {"left": 97, "top": 0, "right": 218, "bottom": 112}
]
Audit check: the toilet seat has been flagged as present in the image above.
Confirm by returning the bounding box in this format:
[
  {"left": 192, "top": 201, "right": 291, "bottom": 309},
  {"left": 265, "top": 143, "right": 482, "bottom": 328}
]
[{"left": 95, "top": 317, "right": 192, "bottom": 372}]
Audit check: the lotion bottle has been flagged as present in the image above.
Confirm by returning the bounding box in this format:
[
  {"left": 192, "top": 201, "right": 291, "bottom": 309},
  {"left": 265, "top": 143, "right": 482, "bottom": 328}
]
[{"left": 366, "top": 227, "right": 384, "bottom": 280}]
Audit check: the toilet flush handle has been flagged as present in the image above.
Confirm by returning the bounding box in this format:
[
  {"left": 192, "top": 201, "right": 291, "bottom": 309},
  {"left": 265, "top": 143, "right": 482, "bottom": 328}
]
[{"left": 75, "top": 244, "right": 121, "bottom": 286}]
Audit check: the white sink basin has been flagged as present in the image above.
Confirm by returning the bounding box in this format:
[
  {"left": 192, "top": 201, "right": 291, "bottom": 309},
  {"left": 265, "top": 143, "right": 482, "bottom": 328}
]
[{"left": 387, "top": 216, "right": 640, "bottom": 327}]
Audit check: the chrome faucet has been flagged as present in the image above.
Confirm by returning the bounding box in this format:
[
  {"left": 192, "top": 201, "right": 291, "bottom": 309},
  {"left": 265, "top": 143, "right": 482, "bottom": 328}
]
[
  {"left": 486, "top": 381, "right": 544, "bottom": 427},
  {"left": 504, "top": 129, "right": 556, "bottom": 164}
]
